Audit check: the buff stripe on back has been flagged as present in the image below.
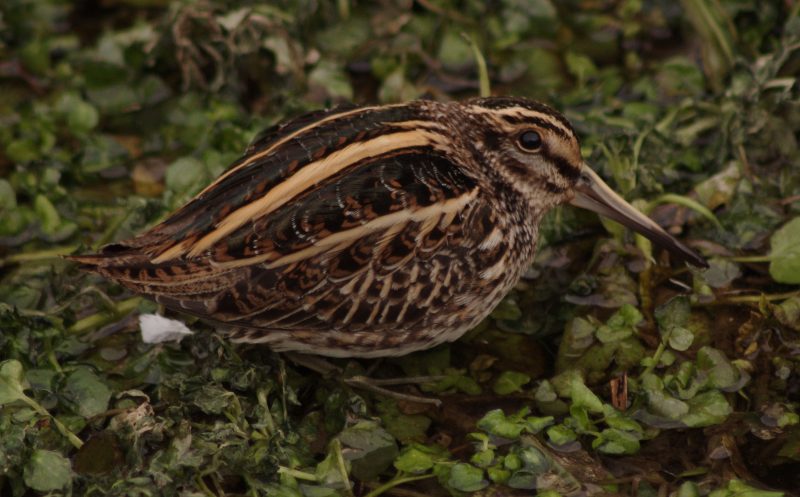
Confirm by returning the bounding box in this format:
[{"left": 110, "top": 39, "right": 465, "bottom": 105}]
[{"left": 152, "top": 118, "right": 450, "bottom": 263}]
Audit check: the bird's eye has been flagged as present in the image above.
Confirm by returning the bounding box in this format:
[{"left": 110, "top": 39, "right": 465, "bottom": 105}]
[{"left": 517, "top": 130, "right": 542, "bottom": 152}]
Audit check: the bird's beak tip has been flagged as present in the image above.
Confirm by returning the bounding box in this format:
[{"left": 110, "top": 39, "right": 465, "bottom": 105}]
[{"left": 570, "top": 164, "right": 707, "bottom": 268}]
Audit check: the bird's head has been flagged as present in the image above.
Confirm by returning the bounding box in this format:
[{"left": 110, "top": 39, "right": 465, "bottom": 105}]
[{"left": 463, "top": 96, "right": 707, "bottom": 268}]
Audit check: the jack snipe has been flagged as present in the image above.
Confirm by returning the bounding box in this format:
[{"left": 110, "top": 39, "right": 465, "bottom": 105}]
[{"left": 70, "top": 97, "right": 706, "bottom": 357}]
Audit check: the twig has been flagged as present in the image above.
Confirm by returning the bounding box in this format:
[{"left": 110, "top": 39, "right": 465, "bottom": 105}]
[{"left": 345, "top": 376, "right": 442, "bottom": 406}]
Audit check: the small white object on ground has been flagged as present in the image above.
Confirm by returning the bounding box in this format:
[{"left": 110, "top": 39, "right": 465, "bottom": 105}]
[{"left": 139, "top": 314, "right": 194, "bottom": 344}]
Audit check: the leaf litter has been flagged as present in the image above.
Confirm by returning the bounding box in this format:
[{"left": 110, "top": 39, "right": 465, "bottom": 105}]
[{"left": 1, "top": 1, "right": 799, "bottom": 496}]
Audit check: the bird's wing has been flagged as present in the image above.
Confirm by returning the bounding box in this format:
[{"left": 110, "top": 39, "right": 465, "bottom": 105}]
[
  {"left": 72, "top": 102, "right": 428, "bottom": 262},
  {"left": 73, "top": 150, "right": 486, "bottom": 336},
  {"left": 242, "top": 104, "right": 359, "bottom": 156},
  {"left": 68, "top": 103, "right": 499, "bottom": 335}
]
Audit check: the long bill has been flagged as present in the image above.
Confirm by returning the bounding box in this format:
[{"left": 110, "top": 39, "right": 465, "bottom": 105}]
[{"left": 569, "top": 165, "right": 708, "bottom": 268}]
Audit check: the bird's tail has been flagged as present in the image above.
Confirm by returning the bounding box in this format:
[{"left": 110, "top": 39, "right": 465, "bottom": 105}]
[{"left": 64, "top": 243, "right": 152, "bottom": 273}]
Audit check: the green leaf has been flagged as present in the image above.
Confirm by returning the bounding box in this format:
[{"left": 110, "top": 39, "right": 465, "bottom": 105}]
[
  {"left": 33, "top": 194, "right": 62, "bottom": 235},
  {"left": 683, "top": 391, "right": 732, "bottom": 427},
  {"left": 774, "top": 296, "right": 800, "bottom": 331},
  {"left": 696, "top": 347, "right": 741, "bottom": 390},
  {"left": 777, "top": 411, "right": 799, "bottom": 428},
  {"left": 86, "top": 83, "right": 138, "bottom": 112},
  {"left": 493, "top": 371, "right": 531, "bottom": 395},
  {"left": 165, "top": 157, "right": 209, "bottom": 197},
  {"left": 337, "top": 421, "right": 398, "bottom": 481},
  {"left": 80, "top": 134, "right": 129, "bottom": 174},
  {"left": 477, "top": 409, "right": 524, "bottom": 439},
  {"left": 193, "top": 384, "right": 233, "bottom": 414},
  {"left": 490, "top": 297, "right": 522, "bottom": 320},
  {"left": 393, "top": 445, "right": 441, "bottom": 474},
  {"left": 315, "top": 442, "right": 349, "bottom": 489},
  {"left": 426, "top": 371, "right": 481, "bottom": 395},
  {"left": 546, "top": 425, "right": 577, "bottom": 445},
  {"left": 56, "top": 93, "right": 99, "bottom": 133},
  {"left": 24, "top": 450, "right": 72, "bottom": 491},
  {"left": 376, "top": 399, "right": 431, "bottom": 443},
  {"left": 438, "top": 29, "right": 474, "bottom": 69},
  {"left": 565, "top": 51, "right": 597, "bottom": 85},
  {"left": 315, "top": 17, "right": 370, "bottom": 58},
  {"left": 603, "top": 407, "right": 644, "bottom": 434},
  {"left": 524, "top": 416, "right": 554, "bottom": 433},
  {"left": 677, "top": 481, "right": 700, "bottom": 497},
  {"left": 668, "top": 326, "right": 695, "bottom": 352},
  {"left": 487, "top": 466, "right": 511, "bottom": 483},
  {"left": 769, "top": 217, "right": 800, "bottom": 283},
  {"left": 569, "top": 405, "right": 594, "bottom": 432},
  {"left": 506, "top": 469, "right": 537, "bottom": 490},
  {"left": 595, "top": 304, "right": 643, "bottom": 343},
  {"left": 517, "top": 446, "right": 550, "bottom": 472},
  {"left": 470, "top": 449, "right": 495, "bottom": 468},
  {"left": 6, "top": 138, "right": 42, "bottom": 163},
  {"left": 20, "top": 40, "right": 50, "bottom": 75},
  {"left": 656, "top": 56, "right": 706, "bottom": 96},
  {"left": 655, "top": 297, "right": 696, "bottom": 352},
  {"left": 569, "top": 376, "right": 603, "bottom": 413},
  {"left": 0, "top": 179, "right": 17, "bottom": 211},
  {"left": 377, "top": 66, "right": 419, "bottom": 103},
  {"left": 62, "top": 368, "right": 111, "bottom": 418},
  {"left": 503, "top": 452, "right": 522, "bottom": 470},
  {"left": 708, "top": 479, "right": 785, "bottom": 497},
  {"left": 534, "top": 380, "right": 558, "bottom": 403},
  {"left": 655, "top": 296, "right": 690, "bottom": 331},
  {"left": 592, "top": 428, "right": 641, "bottom": 454},
  {"left": 646, "top": 390, "right": 690, "bottom": 420},
  {"left": 0, "top": 360, "right": 28, "bottom": 405},
  {"left": 701, "top": 258, "right": 742, "bottom": 288},
  {"left": 308, "top": 61, "right": 353, "bottom": 101},
  {"left": 447, "top": 463, "right": 487, "bottom": 492}
]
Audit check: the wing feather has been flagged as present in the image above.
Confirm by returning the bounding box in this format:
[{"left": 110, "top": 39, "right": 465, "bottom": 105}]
[
  {"left": 76, "top": 103, "right": 424, "bottom": 261},
  {"left": 71, "top": 150, "right": 485, "bottom": 334}
]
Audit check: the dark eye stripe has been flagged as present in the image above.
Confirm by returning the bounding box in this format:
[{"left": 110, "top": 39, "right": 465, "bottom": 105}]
[
  {"left": 549, "top": 154, "right": 582, "bottom": 182},
  {"left": 503, "top": 155, "right": 571, "bottom": 193}
]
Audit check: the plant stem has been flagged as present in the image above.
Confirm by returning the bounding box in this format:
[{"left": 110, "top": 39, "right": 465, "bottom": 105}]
[
  {"left": 332, "top": 438, "right": 354, "bottom": 497},
  {"left": 0, "top": 245, "right": 78, "bottom": 266},
  {"left": 649, "top": 193, "right": 723, "bottom": 229},
  {"left": 337, "top": 0, "right": 349, "bottom": 20},
  {"left": 194, "top": 475, "right": 218, "bottom": 497},
  {"left": 277, "top": 467, "right": 317, "bottom": 481},
  {"left": 67, "top": 297, "right": 142, "bottom": 335},
  {"left": 463, "top": 33, "right": 490, "bottom": 97},
  {"left": 642, "top": 336, "right": 669, "bottom": 377},
  {"left": 364, "top": 474, "right": 436, "bottom": 497},
  {"left": 20, "top": 394, "right": 83, "bottom": 449},
  {"left": 728, "top": 255, "right": 771, "bottom": 263},
  {"left": 709, "top": 291, "right": 800, "bottom": 304}
]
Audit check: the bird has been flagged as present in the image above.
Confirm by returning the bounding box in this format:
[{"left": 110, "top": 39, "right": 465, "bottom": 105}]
[{"left": 69, "top": 97, "right": 707, "bottom": 358}]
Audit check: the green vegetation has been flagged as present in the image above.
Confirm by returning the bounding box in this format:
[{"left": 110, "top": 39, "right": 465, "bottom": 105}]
[{"left": 1, "top": 1, "right": 799, "bottom": 495}]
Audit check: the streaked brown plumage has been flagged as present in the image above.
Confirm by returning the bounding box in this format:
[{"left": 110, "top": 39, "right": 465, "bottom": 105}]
[{"left": 69, "top": 97, "right": 706, "bottom": 357}]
